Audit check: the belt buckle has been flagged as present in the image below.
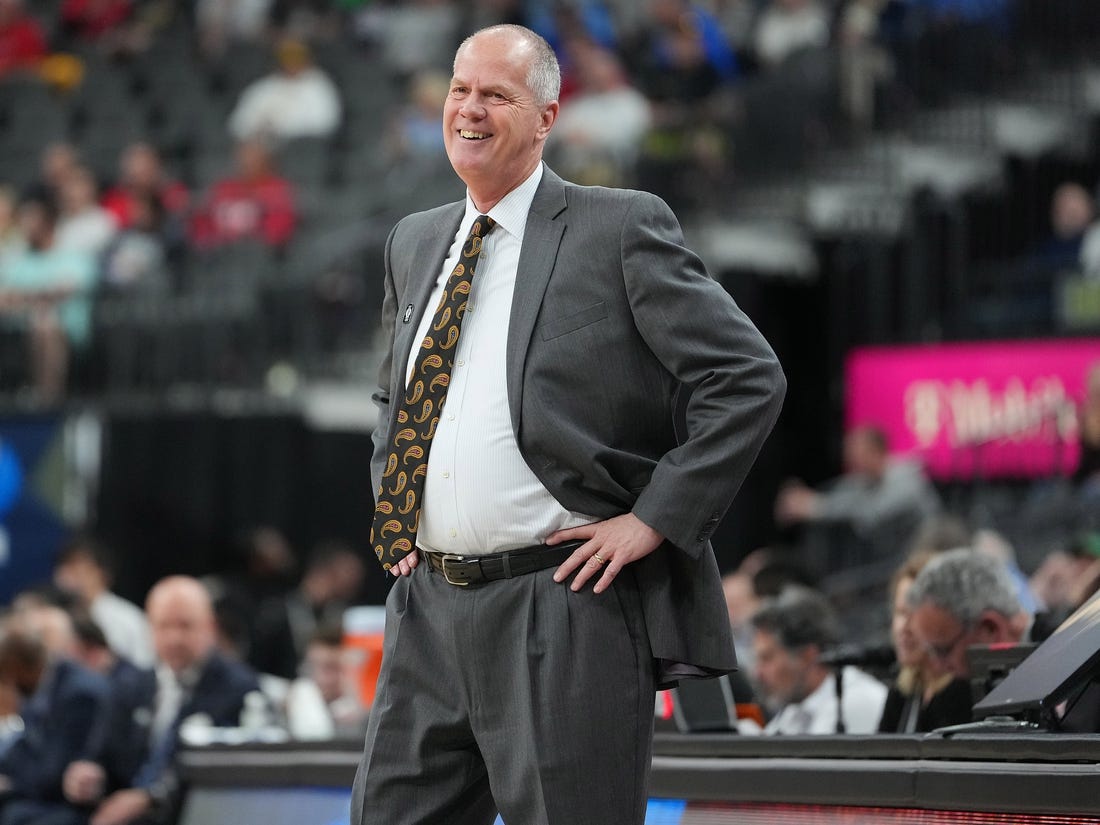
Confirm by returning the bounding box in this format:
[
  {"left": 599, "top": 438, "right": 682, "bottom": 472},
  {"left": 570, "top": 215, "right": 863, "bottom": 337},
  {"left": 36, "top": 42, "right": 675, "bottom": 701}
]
[{"left": 440, "top": 554, "right": 470, "bottom": 586}]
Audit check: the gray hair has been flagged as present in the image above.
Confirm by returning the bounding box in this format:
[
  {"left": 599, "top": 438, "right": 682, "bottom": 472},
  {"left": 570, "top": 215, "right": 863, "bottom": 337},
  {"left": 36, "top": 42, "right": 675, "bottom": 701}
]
[
  {"left": 751, "top": 586, "right": 839, "bottom": 651},
  {"left": 457, "top": 25, "right": 561, "bottom": 107},
  {"left": 906, "top": 547, "right": 1021, "bottom": 626}
]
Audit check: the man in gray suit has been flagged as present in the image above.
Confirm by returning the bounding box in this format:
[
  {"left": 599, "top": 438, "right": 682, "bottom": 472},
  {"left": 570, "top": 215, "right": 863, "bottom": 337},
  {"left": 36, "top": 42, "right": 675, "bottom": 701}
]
[{"left": 353, "top": 24, "right": 785, "bottom": 825}]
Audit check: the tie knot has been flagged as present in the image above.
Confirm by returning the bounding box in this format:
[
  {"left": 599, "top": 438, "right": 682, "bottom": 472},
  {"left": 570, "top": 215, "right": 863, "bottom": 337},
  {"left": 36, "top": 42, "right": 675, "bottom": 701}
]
[{"left": 474, "top": 214, "right": 495, "bottom": 236}]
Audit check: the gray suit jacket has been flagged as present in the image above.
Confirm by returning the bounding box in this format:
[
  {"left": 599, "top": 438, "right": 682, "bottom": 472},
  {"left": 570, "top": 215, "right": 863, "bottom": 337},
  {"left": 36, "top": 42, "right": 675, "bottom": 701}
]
[{"left": 371, "top": 167, "right": 786, "bottom": 685}]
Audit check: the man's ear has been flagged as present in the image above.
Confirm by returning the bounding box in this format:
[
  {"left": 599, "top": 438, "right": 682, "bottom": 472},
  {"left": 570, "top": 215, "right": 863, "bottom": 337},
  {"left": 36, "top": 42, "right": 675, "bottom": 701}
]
[
  {"left": 975, "top": 609, "right": 1011, "bottom": 643},
  {"left": 537, "top": 100, "right": 559, "bottom": 140}
]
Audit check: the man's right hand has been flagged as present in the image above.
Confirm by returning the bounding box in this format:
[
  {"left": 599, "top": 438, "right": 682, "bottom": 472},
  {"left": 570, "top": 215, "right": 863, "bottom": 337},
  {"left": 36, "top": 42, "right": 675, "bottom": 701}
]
[
  {"left": 64, "top": 760, "right": 106, "bottom": 805},
  {"left": 391, "top": 550, "right": 420, "bottom": 577}
]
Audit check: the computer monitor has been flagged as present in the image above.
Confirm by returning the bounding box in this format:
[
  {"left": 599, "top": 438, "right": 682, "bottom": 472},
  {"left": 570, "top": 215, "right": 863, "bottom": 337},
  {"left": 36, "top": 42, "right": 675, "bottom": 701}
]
[
  {"left": 966, "top": 642, "right": 1037, "bottom": 706},
  {"left": 973, "top": 590, "right": 1100, "bottom": 723},
  {"left": 671, "top": 674, "right": 739, "bottom": 733}
]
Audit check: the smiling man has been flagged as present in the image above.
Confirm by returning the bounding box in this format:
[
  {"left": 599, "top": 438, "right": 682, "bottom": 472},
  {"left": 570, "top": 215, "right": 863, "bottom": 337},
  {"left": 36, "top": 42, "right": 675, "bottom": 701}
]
[{"left": 352, "top": 24, "right": 785, "bottom": 825}]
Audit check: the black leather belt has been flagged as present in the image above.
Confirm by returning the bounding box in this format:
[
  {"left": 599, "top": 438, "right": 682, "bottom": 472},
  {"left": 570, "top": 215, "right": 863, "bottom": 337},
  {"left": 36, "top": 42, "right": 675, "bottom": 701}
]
[{"left": 424, "top": 541, "right": 583, "bottom": 586}]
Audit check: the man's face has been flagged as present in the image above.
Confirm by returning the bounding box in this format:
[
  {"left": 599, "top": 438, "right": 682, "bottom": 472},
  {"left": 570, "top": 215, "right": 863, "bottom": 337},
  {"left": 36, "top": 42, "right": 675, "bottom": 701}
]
[
  {"left": 443, "top": 32, "right": 557, "bottom": 204},
  {"left": 910, "top": 602, "right": 974, "bottom": 679},
  {"left": 149, "top": 593, "right": 215, "bottom": 674},
  {"left": 304, "top": 643, "right": 345, "bottom": 705},
  {"left": 752, "top": 628, "right": 811, "bottom": 711}
]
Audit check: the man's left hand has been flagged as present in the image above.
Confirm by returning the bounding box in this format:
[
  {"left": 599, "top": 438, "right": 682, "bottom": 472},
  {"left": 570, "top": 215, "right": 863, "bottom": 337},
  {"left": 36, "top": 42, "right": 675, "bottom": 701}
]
[
  {"left": 90, "top": 789, "right": 153, "bottom": 825},
  {"left": 549, "top": 513, "right": 663, "bottom": 594}
]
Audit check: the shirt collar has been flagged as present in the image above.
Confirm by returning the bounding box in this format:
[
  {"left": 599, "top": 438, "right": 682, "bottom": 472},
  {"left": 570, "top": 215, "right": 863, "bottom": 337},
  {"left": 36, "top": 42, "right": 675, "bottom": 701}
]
[
  {"left": 463, "top": 162, "right": 544, "bottom": 243},
  {"left": 158, "top": 659, "right": 204, "bottom": 691}
]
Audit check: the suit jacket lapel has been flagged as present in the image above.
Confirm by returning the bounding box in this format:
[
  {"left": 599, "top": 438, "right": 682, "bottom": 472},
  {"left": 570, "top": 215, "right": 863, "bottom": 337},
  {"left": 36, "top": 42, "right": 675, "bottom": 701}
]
[
  {"left": 390, "top": 204, "right": 465, "bottom": 402},
  {"left": 507, "top": 168, "right": 567, "bottom": 435}
]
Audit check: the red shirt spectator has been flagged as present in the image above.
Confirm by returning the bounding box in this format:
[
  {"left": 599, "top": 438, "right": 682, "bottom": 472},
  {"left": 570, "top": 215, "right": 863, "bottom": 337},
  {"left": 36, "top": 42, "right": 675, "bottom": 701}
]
[
  {"left": 102, "top": 142, "right": 189, "bottom": 229},
  {"left": 190, "top": 140, "right": 297, "bottom": 250},
  {"left": 0, "top": 0, "right": 47, "bottom": 78},
  {"left": 60, "top": 0, "right": 132, "bottom": 40}
]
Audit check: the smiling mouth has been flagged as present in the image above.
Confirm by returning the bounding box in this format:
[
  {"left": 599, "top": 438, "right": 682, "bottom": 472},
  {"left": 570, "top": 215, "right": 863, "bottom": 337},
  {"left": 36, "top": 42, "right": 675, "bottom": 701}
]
[{"left": 460, "top": 130, "right": 490, "bottom": 140}]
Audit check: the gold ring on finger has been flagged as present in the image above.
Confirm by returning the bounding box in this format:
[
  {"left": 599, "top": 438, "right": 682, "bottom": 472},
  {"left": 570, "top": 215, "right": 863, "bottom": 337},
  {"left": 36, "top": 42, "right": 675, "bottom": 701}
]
[{"left": 593, "top": 552, "right": 605, "bottom": 565}]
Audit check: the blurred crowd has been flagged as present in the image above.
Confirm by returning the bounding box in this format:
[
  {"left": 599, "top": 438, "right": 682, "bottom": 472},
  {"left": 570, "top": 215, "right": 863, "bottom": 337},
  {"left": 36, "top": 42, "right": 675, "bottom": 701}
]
[
  {"left": 0, "top": 0, "right": 1048, "bottom": 401},
  {"left": 1, "top": 407, "right": 1098, "bottom": 822},
  {"left": 718, "top": 413, "right": 1100, "bottom": 737},
  {"left": 0, "top": 531, "right": 372, "bottom": 825}
]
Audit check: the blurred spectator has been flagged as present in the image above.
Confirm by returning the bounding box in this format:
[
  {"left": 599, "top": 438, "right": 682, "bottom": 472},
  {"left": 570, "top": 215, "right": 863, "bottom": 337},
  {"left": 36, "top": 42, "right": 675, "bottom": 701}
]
[
  {"left": 625, "top": 0, "right": 738, "bottom": 210},
  {"left": 101, "top": 143, "right": 189, "bottom": 237},
  {"left": 70, "top": 612, "right": 155, "bottom": 800},
  {"left": 195, "top": 0, "right": 274, "bottom": 58},
  {"left": 189, "top": 138, "right": 297, "bottom": 251},
  {"left": 775, "top": 424, "right": 941, "bottom": 562},
  {"left": 250, "top": 542, "right": 364, "bottom": 680},
  {"left": 63, "top": 576, "right": 260, "bottom": 825},
  {"left": 752, "top": 0, "right": 831, "bottom": 69},
  {"left": 203, "top": 526, "right": 298, "bottom": 667},
  {"left": 283, "top": 623, "right": 367, "bottom": 739},
  {"left": 99, "top": 193, "right": 172, "bottom": 294},
  {"left": 550, "top": 40, "right": 652, "bottom": 186},
  {"left": 0, "top": 185, "right": 25, "bottom": 267},
  {"left": 972, "top": 528, "right": 1040, "bottom": 616},
  {"left": 751, "top": 586, "right": 887, "bottom": 734},
  {"left": 55, "top": 166, "right": 119, "bottom": 258},
  {"left": 1027, "top": 182, "right": 1095, "bottom": 274},
  {"left": 628, "top": 0, "right": 739, "bottom": 100},
  {"left": 526, "top": 0, "right": 619, "bottom": 58},
  {"left": 373, "top": 0, "right": 460, "bottom": 80},
  {"left": 907, "top": 547, "right": 1029, "bottom": 683},
  {"left": 0, "top": 614, "right": 110, "bottom": 824},
  {"left": 53, "top": 535, "right": 155, "bottom": 668},
  {"left": 386, "top": 70, "right": 450, "bottom": 163},
  {"left": 58, "top": 0, "right": 133, "bottom": 44},
  {"left": 228, "top": 38, "right": 342, "bottom": 143},
  {"left": 710, "top": 0, "right": 758, "bottom": 53},
  {"left": 0, "top": 0, "right": 46, "bottom": 80},
  {"left": 39, "top": 143, "right": 83, "bottom": 199},
  {"left": 1029, "top": 532, "right": 1100, "bottom": 640},
  {"left": 721, "top": 554, "right": 766, "bottom": 674},
  {"left": 0, "top": 188, "right": 97, "bottom": 402},
  {"left": 877, "top": 550, "right": 972, "bottom": 733}
]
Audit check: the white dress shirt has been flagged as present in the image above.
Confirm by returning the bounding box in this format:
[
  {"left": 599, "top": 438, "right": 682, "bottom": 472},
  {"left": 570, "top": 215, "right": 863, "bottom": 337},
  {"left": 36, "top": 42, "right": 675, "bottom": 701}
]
[
  {"left": 404, "top": 164, "right": 595, "bottom": 555},
  {"left": 764, "top": 666, "right": 888, "bottom": 735},
  {"left": 91, "top": 590, "right": 155, "bottom": 668}
]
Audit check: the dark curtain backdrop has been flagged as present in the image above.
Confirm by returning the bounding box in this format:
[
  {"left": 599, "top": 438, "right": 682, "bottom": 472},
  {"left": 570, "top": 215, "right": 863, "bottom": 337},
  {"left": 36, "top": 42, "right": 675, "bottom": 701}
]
[{"left": 95, "top": 411, "right": 392, "bottom": 606}]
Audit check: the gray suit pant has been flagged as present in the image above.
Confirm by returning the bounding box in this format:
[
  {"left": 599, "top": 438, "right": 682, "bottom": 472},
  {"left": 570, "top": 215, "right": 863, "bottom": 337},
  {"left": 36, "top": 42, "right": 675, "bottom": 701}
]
[{"left": 351, "top": 562, "right": 656, "bottom": 825}]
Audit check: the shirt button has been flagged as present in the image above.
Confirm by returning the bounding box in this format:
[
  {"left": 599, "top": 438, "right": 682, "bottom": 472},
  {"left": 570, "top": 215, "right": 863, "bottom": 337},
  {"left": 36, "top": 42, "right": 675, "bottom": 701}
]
[
  {"left": 442, "top": 471, "right": 450, "bottom": 479},
  {"left": 447, "top": 413, "right": 455, "bottom": 421},
  {"left": 456, "top": 359, "right": 466, "bottom": 367},
  {"left": 449, "top": 529, "right": 457, "bottom": 538}
]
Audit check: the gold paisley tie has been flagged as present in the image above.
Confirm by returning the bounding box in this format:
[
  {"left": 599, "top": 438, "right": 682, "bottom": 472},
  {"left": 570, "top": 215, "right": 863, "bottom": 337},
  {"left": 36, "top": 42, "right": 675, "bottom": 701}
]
[{"left": 371, "top": 214, "right": 496, "bottom": 569}]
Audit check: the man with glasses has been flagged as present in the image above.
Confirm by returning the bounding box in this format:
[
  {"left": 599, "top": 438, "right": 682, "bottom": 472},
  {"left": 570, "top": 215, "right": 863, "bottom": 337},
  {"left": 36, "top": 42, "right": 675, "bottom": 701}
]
[{"left": 908, "top": 548, "right": 1031, "bottom": 684}]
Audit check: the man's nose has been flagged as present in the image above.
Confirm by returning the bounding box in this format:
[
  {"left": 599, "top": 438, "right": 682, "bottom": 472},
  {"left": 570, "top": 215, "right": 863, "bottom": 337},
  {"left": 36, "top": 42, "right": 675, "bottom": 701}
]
[{"left": 459, "top": 96, "right": 486, "bottom": 118}]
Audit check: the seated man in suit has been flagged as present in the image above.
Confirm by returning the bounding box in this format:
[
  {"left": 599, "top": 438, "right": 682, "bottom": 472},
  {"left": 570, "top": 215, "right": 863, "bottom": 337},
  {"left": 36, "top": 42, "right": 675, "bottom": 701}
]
[
  {"left": 63, "top": 576, "right": 259, "bottom": 825},
  {"left": 0, "top": 615, "right": 110, "bottom": 825}
]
